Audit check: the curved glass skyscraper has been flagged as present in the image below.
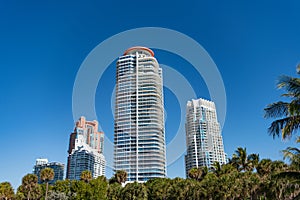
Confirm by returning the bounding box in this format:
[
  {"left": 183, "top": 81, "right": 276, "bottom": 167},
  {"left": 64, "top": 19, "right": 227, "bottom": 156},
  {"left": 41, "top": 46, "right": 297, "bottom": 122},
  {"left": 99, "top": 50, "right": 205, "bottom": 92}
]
[{"left": 114, "top": 47, "right": 166, "bottom": 182}]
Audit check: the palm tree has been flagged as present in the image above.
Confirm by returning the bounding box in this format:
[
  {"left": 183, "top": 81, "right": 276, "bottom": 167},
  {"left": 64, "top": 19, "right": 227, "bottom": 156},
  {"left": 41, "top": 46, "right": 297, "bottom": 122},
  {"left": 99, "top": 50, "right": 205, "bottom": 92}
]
[
  {"left": 169, "top": 177, "right": 191, "bottom": 200},
  {"left": 114, "top": 170, "right": 127, "bottom": 185},
  {"left": 52, "top": 179, "right": 71, "bottom": 197},
  {"left": 201, "top": 173, "right": 219, "bottom": 199},
  {"left": 40, "top": 167, "right": 54, "bottom": 200},
  {"left": 219, "top": 163, "right": 238, "bottom": 175},
  {"left": 257, "top": 159, "right": 273, "bottom": 177},
  {"left": 248, "top": 153, "right": 260, "bottom": 171},
  {"left": 80, "top": 170, "right": 92, "bottom": 183},
  {"left": 121, "top": 182, "right": 147, "bottom": 200},
  {"left": 88, "top": 176, "right": 108, "bottom": 200},
  {"left": 19, "top": 174, "right": 41, "bottom": 200},
  {"left": 0, "top": 182, "right": 14, "bottom": 200},
  {"left": 270, "top": 160, "right": 288, "bottom": 172},
  {"left": 264, "top": 65, "right": 300, "bottom": 139},
  {"left": 212, "top": 161, "right": 222, "bottom": 177},
  {"left": 107, "top": 182, "right": 122, "bottom": 200},
  {"left": 282, "top": 137, "right": 300, "bottom": 169},
  {"left": 231, "top": 147, "right": 247, "bottom": 171},
  {"left": 231, "top": 147, "right": 259, "bottom": 171},
  {"left": 270, "top": 140, "right": 300, "bottom": 198},
  {"left": 145, "top": 178, "right": 172, "bottom": 200},
  {"left": 188, "top": 167, "right": 208, "bottom": 181},
  {"left": 187, "top": 180, "right": 206, "bottom": 199},
  {"left": 108, "top": 176, "right": 117, "bottom": 184}
]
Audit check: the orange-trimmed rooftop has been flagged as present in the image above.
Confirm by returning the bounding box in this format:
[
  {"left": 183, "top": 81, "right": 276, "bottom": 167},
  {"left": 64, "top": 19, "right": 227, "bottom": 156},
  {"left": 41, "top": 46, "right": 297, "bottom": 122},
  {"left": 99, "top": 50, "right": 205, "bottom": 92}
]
[{"left": 123, "top": 46, "right": 154, "bottom": 57}]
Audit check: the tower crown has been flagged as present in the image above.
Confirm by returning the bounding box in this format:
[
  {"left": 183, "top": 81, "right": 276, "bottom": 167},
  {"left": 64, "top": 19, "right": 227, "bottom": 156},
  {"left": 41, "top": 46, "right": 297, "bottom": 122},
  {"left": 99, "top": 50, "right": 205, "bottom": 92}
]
[{"left": 123, "top": 46, "right": 154, "bottom": 56}]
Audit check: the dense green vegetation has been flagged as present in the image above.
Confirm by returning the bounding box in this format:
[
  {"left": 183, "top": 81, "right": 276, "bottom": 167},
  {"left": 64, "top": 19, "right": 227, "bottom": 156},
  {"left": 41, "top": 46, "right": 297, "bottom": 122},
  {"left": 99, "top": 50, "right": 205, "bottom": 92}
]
[
  {"left": 1, "top": 67, "right": 300, "bottom": 199},
  {"left": 1, "top": 153, "right": 299, "bottom": 200}
]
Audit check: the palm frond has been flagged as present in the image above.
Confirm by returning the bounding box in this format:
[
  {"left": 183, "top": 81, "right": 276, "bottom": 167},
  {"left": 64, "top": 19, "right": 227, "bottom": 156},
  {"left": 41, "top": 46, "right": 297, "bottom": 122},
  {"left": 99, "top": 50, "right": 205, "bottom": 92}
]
[
  {"left": 267, "top": 117, "right": 296, "bottom": 139},
  {"left": 247, "top": 153, "right": 259, "bottom": 162},
  {"left": 282, "top": 116, "right": 300, "bottom": 139},
  {"left": 297, "top": 63, "right": 300, "bottom": 74},
  {"left": 282, "top": 149, "right": 298, "bottom": 162},
  {"left": 288, "top": 99, "right": 300, "bottom": 116},
  {"left": 284, "top": 147, "right": 300, "bottom": 154},
  {"left": 273, "top": 171, "right": 300, "bottom": 181},
  {"left": 277, "top": 75, "right": 300, "bottom": 96},
  {"left": 282, "top": 146, "right": 300, "bottom": 165},
  {"left": 264, "top": 101, "right": 289, "bottom": 118},
  {"left": 281, "top": 92, "right": 299, "bottom": 98}
]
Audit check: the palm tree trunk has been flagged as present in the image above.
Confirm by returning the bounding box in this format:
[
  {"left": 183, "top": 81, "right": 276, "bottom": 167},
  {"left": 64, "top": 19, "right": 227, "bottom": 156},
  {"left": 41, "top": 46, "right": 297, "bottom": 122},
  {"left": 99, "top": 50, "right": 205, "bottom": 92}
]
[{"left": 45, "top": 182, "right": 49, "bottom": 200}]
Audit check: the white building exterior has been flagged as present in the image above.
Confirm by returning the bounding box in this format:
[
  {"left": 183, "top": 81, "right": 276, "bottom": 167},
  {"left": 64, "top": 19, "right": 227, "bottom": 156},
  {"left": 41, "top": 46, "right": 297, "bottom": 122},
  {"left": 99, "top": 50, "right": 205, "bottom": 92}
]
[
  {"left": 67, "top": 117, "right": 105, "bottom": 180},
  {"left": 68, "top": 144, "right": 105, "bottom": 180},
  {"left": 35, "top": 158, "right": 48, "bottom": 166},
  {"left": 185, "top": 98, "right": 226, "bottom": 177},
  {"left": 114, "top": 47, "right": 166, "bottom": 182}
]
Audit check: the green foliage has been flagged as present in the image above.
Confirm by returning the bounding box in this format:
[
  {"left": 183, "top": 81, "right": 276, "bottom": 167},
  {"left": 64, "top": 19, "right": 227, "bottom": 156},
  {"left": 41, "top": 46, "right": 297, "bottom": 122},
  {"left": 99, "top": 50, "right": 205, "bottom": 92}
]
[
  {"left": 146, "top": 177, "right": 207, "bottom": 200},
  {"left": 40, "top": 168, "right": 54, "bottom": 184},
  {"left": 12, "top": 147, "right": 300, "bottom": 199},
  {"left": 168, "top": 178, "right": 202, "bottom": 200},
  {"left": 70, "top": 180, "right": 87, "bottom": 200},
  {"left": 107, "top": 182, "right": 121, "bottom": 200},
  {"left": 17, "top": 174, "right": 41, "bottom": 200},
  {"left": 114, "top": 170, "right": 127, "bottom": 184},
  {"left": 230, "top": 147, "right": 259, "bottom": 172},
  {"left": 108, "top": 176, "right": 117, "bottom": 185},
  {"left": 264, "top": 65, "right": 300, "bottom": 139},
  {"left": 188, "top": 167, "right": 207, "bottom": 181},
  {"left": 52, "top": 179, "right": 71, "bottom": 196},
  {"left": 12, "top": 163, "right": 300, "bottom": 200},
  {"left": 121, "top": 182, "right": 147, "bottom": 200},
  {"left": 0, "top": 181, "right": 15, "bottom": 200},
  {"left": 146, "top": 178, "right": 172, "bottom": 200},
  {"left": 80, "top": 170, "right": 92, "bottom": 183},
  {"left": 88, "top": 176, "right": 108, "bottom": 200},
  {"left": 282, "top": 137, "right": 300, "bottom": 170},
  {"left": 47, "top": 191, "right": 68, "bottom": 200},
  {"left": 40, "top": 168, "right": 54, "bottom": 200}
]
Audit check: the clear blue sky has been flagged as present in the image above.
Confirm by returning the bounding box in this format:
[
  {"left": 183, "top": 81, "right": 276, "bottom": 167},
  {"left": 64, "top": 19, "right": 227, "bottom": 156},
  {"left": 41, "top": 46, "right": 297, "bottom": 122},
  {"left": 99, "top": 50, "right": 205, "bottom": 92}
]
[{"left": 1, "top": 1, "right": 300, "bottom": 189}]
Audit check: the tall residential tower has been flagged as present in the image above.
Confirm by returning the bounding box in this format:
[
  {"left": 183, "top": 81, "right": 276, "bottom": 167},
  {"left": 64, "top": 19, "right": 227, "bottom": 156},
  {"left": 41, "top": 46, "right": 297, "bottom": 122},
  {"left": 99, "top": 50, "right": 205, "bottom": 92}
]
[
  {"left": 67, "top": 116, "right": 105, "bottom": 180},
  {"left": 114, "top": 47, "right": 166, "bottom": 182},
  {"left": 185, "top": 98, "right": 226, "bottom": 177}
]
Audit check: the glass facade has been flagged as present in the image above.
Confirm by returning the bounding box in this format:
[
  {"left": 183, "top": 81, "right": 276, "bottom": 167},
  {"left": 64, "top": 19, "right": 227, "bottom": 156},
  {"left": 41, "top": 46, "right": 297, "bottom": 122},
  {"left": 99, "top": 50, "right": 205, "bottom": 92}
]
[
  {"left": 33, "top": 159, "right": 64, "bottom": 184},
  {"left": 68, "top": 148, "right": 105, "bottom": 180},
  {"left": 114, "top": 47, "right": 166, "bottom": 182},
  {"left": 185, "top": 98, "right": 226, "bottom": 177}
]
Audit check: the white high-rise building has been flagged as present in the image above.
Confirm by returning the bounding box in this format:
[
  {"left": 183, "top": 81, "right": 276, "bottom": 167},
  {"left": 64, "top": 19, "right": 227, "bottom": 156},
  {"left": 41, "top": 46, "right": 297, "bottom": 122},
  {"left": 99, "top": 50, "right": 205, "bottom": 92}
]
[
  {"left": 185, "top": 98, "right": 226, "bottom": 177},
  {"left": 114, "top": 47, "right": 166, "bottom": 182},
  {"left": 67, "top": 146, "right": 105, "bottom": 180}
]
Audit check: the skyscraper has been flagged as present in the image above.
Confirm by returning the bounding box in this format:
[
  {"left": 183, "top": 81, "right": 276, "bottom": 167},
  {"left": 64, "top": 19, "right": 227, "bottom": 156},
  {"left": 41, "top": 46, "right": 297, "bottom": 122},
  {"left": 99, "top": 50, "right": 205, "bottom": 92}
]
[
  {"left": 33, "top": 158, "right": 64, "bottom": 184},
  {"left": 185, "top": 98, "right": 226, "bottom": 177},
  {"left": 114, "top": 46, "right": 166, "bottom": 182},
  {"left": 67, "top": 116, "right": 105, "bottom": 180}
]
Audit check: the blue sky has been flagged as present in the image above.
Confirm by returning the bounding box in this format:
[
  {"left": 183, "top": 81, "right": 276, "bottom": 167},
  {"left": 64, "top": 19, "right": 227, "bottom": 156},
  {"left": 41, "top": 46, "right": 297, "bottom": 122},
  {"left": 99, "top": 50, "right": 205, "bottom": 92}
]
[{"left": 1, "top": 1, "right": 300, "bottom": 189}]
